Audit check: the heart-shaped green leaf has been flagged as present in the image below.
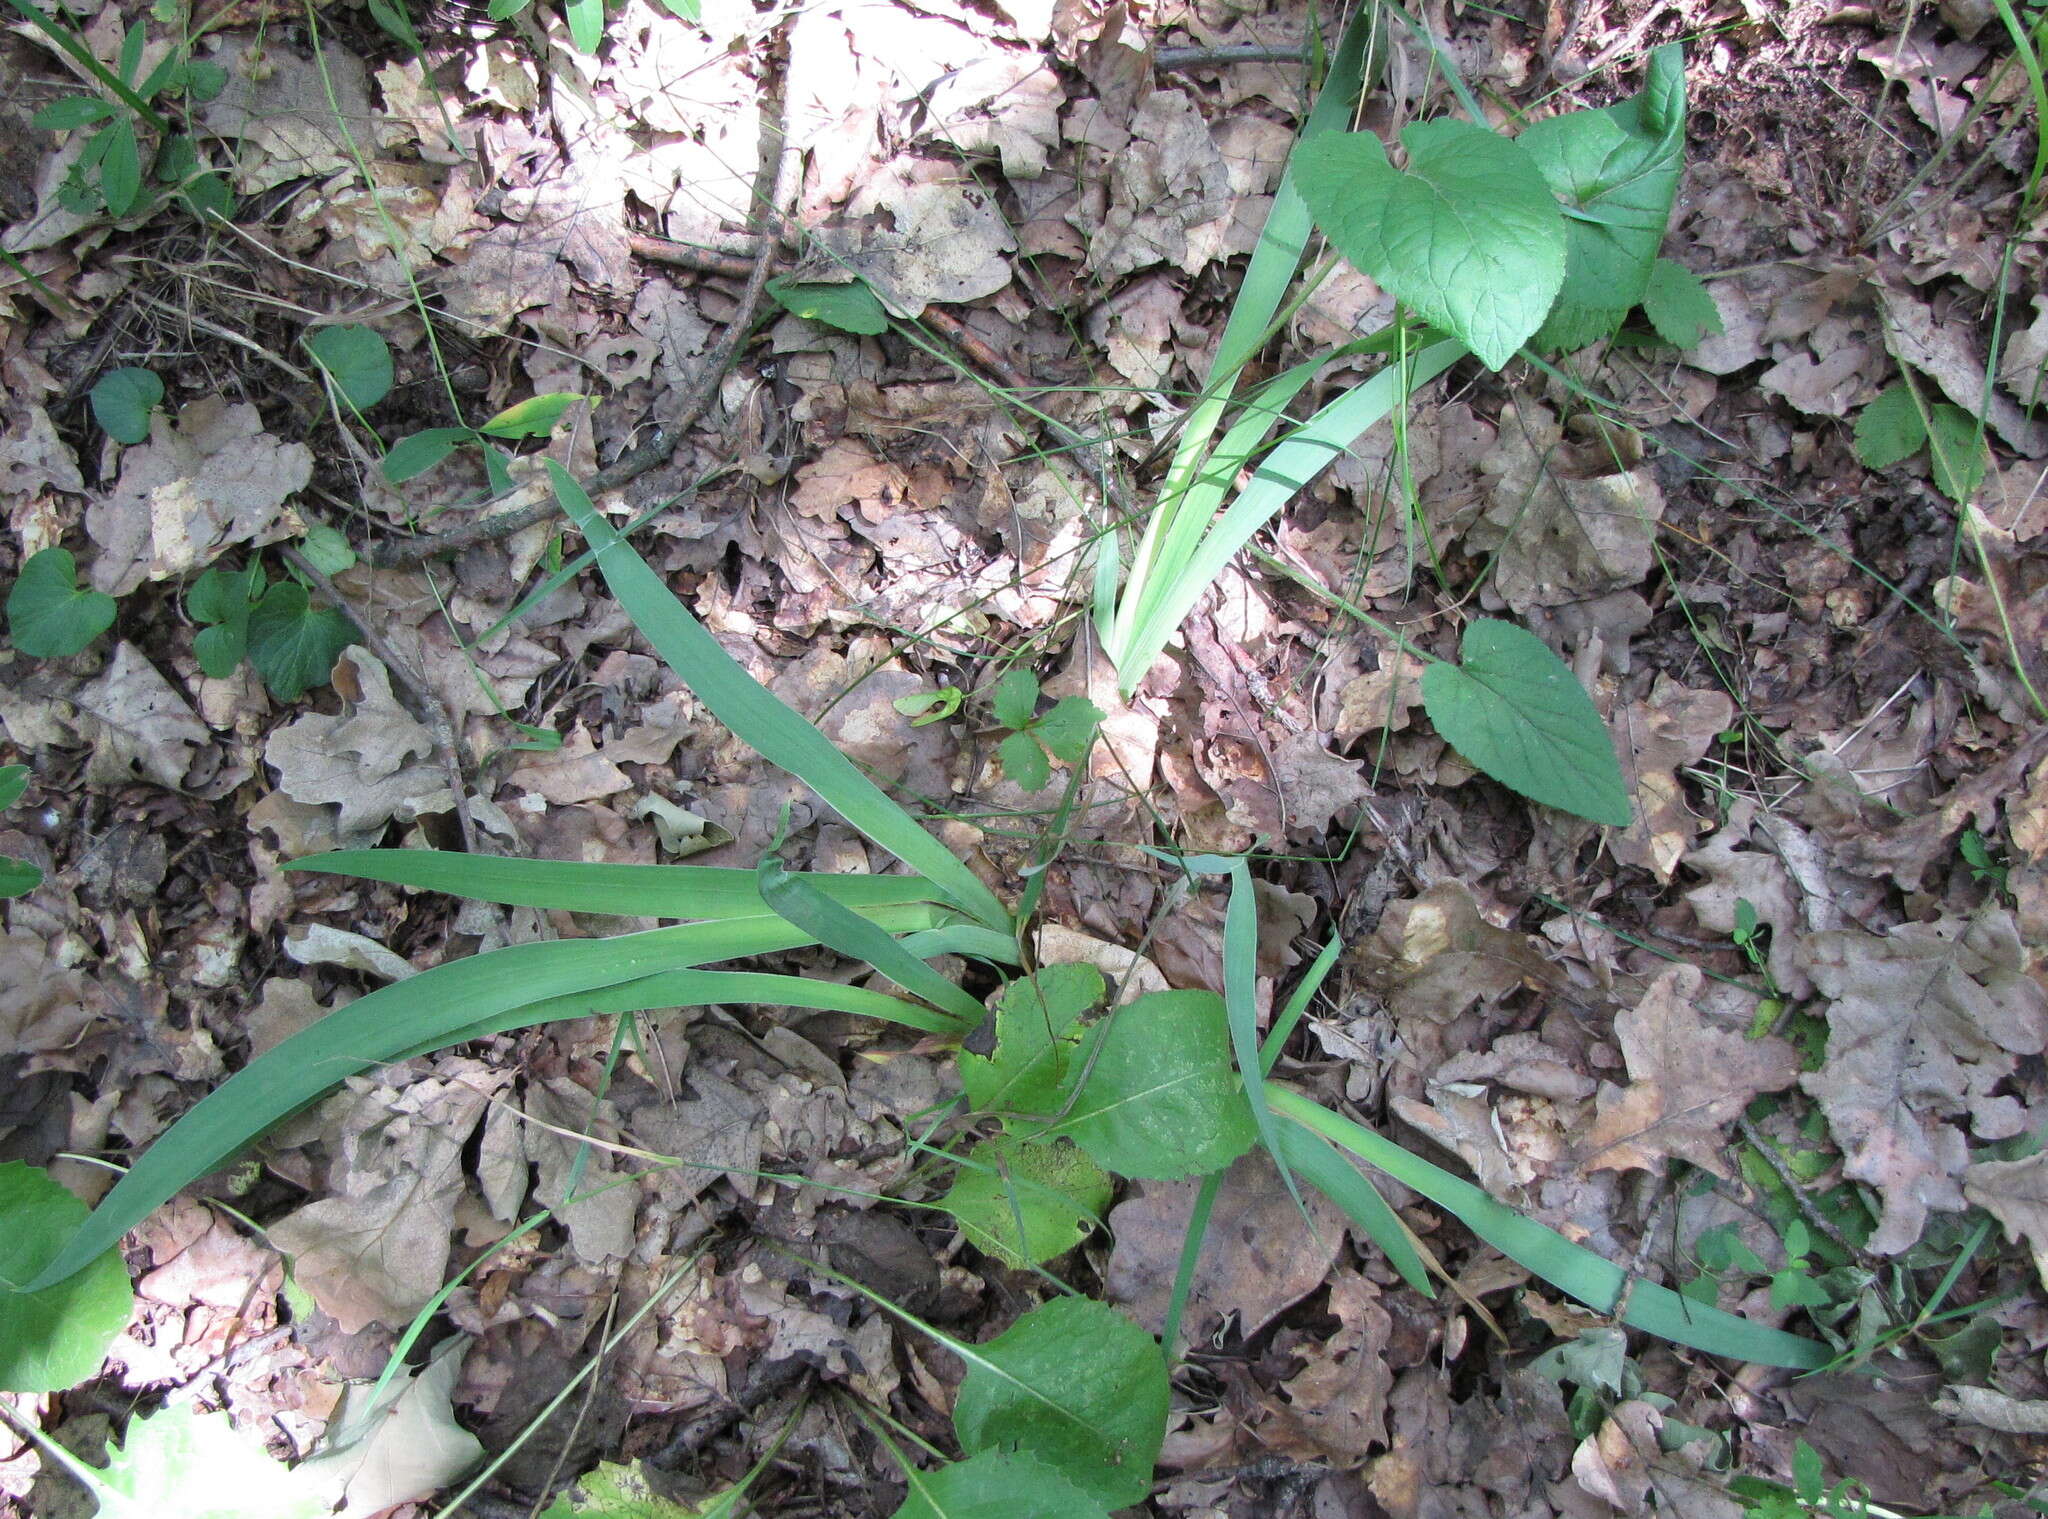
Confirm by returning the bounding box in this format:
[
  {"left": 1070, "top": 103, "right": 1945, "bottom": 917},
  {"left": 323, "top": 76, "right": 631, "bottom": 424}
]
[
  {"left": 7, "top": 547, "right": 117, "bottom": 658},
  {"left": 248, "top": 582, "right": 357, "bottom": 699},
  {"left": 306, "top": 325, "right": 394, "bottom": 410},
  {"left": 1294, "top": 119, "right": 1566, "bottom": 370},
  {"left": 1053, "top": 988, "right": 1258, "bottom": 1179},
  {"left": 1421, "top": 618, "right": 1630, "bottom": 826},
  {"left": 382, "top": 426, "right": 475, "bottom": 483},
  {"left": 90, "top": 366, "right": 164, "bottom": 444}
]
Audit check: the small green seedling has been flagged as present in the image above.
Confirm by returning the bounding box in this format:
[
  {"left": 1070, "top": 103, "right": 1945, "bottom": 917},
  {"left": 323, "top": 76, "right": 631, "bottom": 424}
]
[
  {"left": 1854, "top": 381, "right": 1989, "bottom": 505},
  {"left": 89, "top": 365, "right": 164, "bottom": 444},
  {"left": 480, "top": 0, "right": 697, "bottom": 53},
  {"left": 1958, "top": 828, "right": 2010, "bottom": 895},
  {"left": 305, "top": 324, "right": 395, "bottom": 413},
  {"left": 5, "top": 546, "right": 117, "bottom": 657},
  {"left": 990, "top": 668, "right": 1102, "bottom": 793},
  {"left": 27, "top": 7, "right": 229, "bottom": 222},
  {"left": 0, "top": 766, "right": 40, "bottom": 899},
  {"left": 1730, "top": 1440, "right": 1879, "bottom": 1519},
  {"left": 383, "top": 392, "right": 587, "bottom": 491},
  {"left": 187, "top": 560, "right": 359, "bottom": 700},
  {"left": 892, "top": 686, "right": 964, "bottom": 725}
]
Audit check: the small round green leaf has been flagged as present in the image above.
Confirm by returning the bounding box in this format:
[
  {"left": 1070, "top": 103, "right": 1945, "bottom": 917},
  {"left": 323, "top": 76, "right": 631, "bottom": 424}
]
[
  {"left": 0, "top": 765, "right": 27, "bottom": 811},
  {"left": 0, "top": 855, "right": 40, "bottom": 899},
  {"left": 893, "top": 1450, "right": 1110, "bottom": 1519},
  {"left": 298, "top": 523, "right": 359, "bottom": 576},
  {"left": 248, "top": 582, "right": 358, "bottom": 699},
  {"left": 306, "top": 324, "right": 394, "bottom": 410},
  {"left": 1057, "top": 988, "right": 1258, "bottom": 1180},
  {"left": 998, "top": 731, "right": 1050, "bottom": 792},
  {"left": 1420, "top": 618, "right": 1631, "bottom": 826},
  {"left": 0, "top": 1162, "right": 134, "bottom": 1392},
  {"left": 1641, "top": 258, "right": 1723, "bottom": 348},
  {"left": 185, "top": 59, "right": 228, "bottom": 103},
  {"left": 34, "top": 96, "right": 117, "bottom": 131},
  {"left": 6, "top": 546, "right": 117, "bottom": 658},
  {"left": 382, "top": 426, "right": 475, "bottom": 483},
  {"left": 766, "top": 276, "right": 890, "bottom": 335},
  {"left": 186, "top": 562, "right": 264, "bottom": 626},
  {"left": 952, "top": 1297, "right": 1167, "bottom": 1510},
  {"left": 90, "top": 365, "right": 164, "bottom": 444},
  {"left": 478, "top": 392, "right": 584, "bottom": 439},
  {"left": 992, "top": 667, "right": 1039, "bottom": 731}
]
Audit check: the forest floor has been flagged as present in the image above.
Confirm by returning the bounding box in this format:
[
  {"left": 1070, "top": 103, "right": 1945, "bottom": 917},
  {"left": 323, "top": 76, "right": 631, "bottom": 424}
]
[{"left": 4, "top": 0, "right": 2048, "bottom": 1513}]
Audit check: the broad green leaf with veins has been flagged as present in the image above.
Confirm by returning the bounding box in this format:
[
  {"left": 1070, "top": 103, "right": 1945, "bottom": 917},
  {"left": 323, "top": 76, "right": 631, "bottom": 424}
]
[
  {"left": 893, "top": 1450, "right": 1109, "bottom": 1519},
  {"left": 1518, "top": 44, "right": 1686, "bottom": 319},
  {"left": 1293, "top": 119, "right": 1567, "bottom": 369},
  {"left": 1421, "top": 619, "right": 1631, "bottom": 827}
]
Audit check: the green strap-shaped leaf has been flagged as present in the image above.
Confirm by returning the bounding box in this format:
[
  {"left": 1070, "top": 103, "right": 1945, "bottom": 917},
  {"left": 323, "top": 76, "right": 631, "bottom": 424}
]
[
  {"left": 549, "top": 461, "right": 1013, "bottom": 933},
  {"left": 18, "top": 906, "right": 939, "bottom": 1290},
  {"left": 1420, "top": 618, "right": 1632, "bottom": 827},
  {"left": 289, "top": 849, "right": 945, "bottom": 919},
  {"left": 1269, "top": 1088, "right": 1830, "bottom": 1368},
  {"left": 757, "top": 855, "right": 986, "bottom": 1029},
  {"left": 1294, "top": 120, "right": 1567, "bottom": 370}
]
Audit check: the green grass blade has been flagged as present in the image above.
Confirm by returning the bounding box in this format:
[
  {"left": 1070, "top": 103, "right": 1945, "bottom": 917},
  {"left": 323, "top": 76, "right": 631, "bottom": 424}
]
[
  {"left": 1272, "top": 1119, "right": 1432, "bottom": 1295},
  {"left": 1269, "top": 1088, "right": 1830, "bottom": 1368},
  {"left": 1116, "top": 340, "right": 1464, "bottom": 694},
  {"left": 548, "top": 461, "right": 1013, "bottom": 933},
  {"left": 1160, "top": 1169, "right": 1224, "bottom": 1361},
  {"left": 758, "top": 856, "right": 986, "bottom": 1030},
  {"left": 20, "top": 905, "right": 937, "bottom": 1291},
  {"left": 1263, "top": 931, "right": 1341, "bottom": 1074},
  {"left": 1222, "top": 861, "right": 1307, "bottom": 1221},
  {"left": 899, "top": 924, "right": 1023, "bottom": 964},
  {"left": 288, "top": 849, "right": 945, "bottom": 918}
]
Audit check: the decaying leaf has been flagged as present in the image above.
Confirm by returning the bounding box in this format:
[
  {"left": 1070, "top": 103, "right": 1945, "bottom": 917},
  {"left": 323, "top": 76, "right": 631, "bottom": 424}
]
[
  {"left": 0, "top": 642, "right": 209, "bottom": 791},
  {"left": 1356, "top": 882, "right": 1554, "bottom": 1027},
  {"left": 265, "top": 649, "right": 456, "bottom": 849},
  {"left": 1582, "top": 965, "right": 1799, "bottom": 1177},
  {"left": 84, "top": 398, "right": 313, "bottom": 595},
  {"left": 1800, "top": 911, "right": 2048, "bottom": 1254},
  {"left": 1963, "top": 1151, "right": 2048, "bottom": 1291}
]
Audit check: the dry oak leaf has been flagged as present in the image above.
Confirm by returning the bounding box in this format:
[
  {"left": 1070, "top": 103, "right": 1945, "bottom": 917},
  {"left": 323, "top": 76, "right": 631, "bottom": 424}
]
[
  {"left": 1683, "top": 800, "right": 1813, "bottom": 998},
  {"left": 1609, "top": 678, "right": 1734, "bottom": 882},
  {"left": 1262, "top": 1269, "right": 1394, "bottom": 1464},
  {"left": 1963, "top": 1151, "right": 2048, "bottom": 1291},
  {"left": 0, "top": 642, "right": 208, "bottom": 791},
  {"left": 1361, "top": 882, "right": 1555, "bottom": 1027},
  {"left": 265, "top": 648, "right": 456, "bottom": 849},
  {"left": 1582, "top": 964, "right": 1799, "bottom": 1177},
  {"left": 267, "top": 1060, "right": 508, "bottom": 1333},
  {"left": 503, "top": 723, "right": 630, "bottom": 805},
  {"left": 84, "top": 396, "right": 313, "bottom": 595},
  {"left": 1831, "top": 727, "right": 2048, "bottom": 890},
  {"left": 200, "top": 35, "right": 380, "bottom": 192},
  {"left": 1800, "top": 910, "right": 2048, "bottom": 1254},
  {"left": 0, "top": 930, "right": 106, "bottom": 1067}
]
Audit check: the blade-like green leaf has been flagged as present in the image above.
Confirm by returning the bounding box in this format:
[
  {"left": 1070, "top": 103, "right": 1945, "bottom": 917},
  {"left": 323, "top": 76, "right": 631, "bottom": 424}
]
[
  {"left": 34, "top": 95, "right": 116, "bottom": 130},
  {"left": 382, "top": 427, "right": 475, "bottom": 483},
  {"left": 1268, "top": 1088, "right": 1830, "bottom": 1368},
  {"left": 480, "top": 392, "right": 583, "bottom": 439},
  {"left": 1113, "top": 341, "right": 1463, "bottom": 695},
  {"left": 1050, "top": 989, "right": 1259, "bottom": 1180},
  {"left": 1420, "top": 618, "right": 1631, "bottom": 827},
  {"left": 766, "top": 277, "right": 890, "bottom": 335},
  {"left": 1517, "top": 43, "right": 1685, "bottom": 314},
  {"left": 1270, "top": 1122, "right": 1431, "bottom": 1295},
  {"left": 952, "top": 1297, "right": 1168, "bottom": 1510},
  {"left": 1294, "top": 121, "right": 1566, "bottom": 369},
  {"left": 6, "top": 546, "right": 117, "bottom": 658},
  {"left": 757, "top": 855, "right": 986, "bottom": 1028},
  {"left": 1220, "top": 862, "right": 1306, "bottom": 1222},
  {"left": 18, "top": 907, "right": 937, "bottom": 1291},
  {"left": 98, "top": 115, "right": 141, "bottom": 216},
  {"left": 549, "top": 461, "right": 1012, "bottom": 932},
  {"left": 287, "top": 849, "right": 945, "bottom": 918}
]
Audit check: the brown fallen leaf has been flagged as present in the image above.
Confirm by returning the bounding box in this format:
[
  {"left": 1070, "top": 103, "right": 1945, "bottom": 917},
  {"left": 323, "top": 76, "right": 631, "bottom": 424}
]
[
  {"left": 265, "top": 649, "right": 456, "bottom": 849},
  {"left": 0, "top": 642, "right": 209, "bottom": 791},
  {"left": 1581, "top": 965, "right": 1800, "bottom": 1177},
  {"left": 1105, "top": 1148, "right": 1345, "bottom": 1340},
  {"left": 84, "top": 396, "right": 313, "bottom": 595},
  {"left": 1261, "top": 1269, "right": 1394, "bottom": 1463},
  {"left": 1609, "top": 678, "right": 1735, "bottom": 882},
  {"left": 1800, "top": 910, "right": 2048, "bottom": 1254},
  {"left": 1963, "top": 1151, "right": 2048, "bottom": 1291},
  {"left": 1357, "top": 882, "right": 1555, "bottom": 1027}
]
